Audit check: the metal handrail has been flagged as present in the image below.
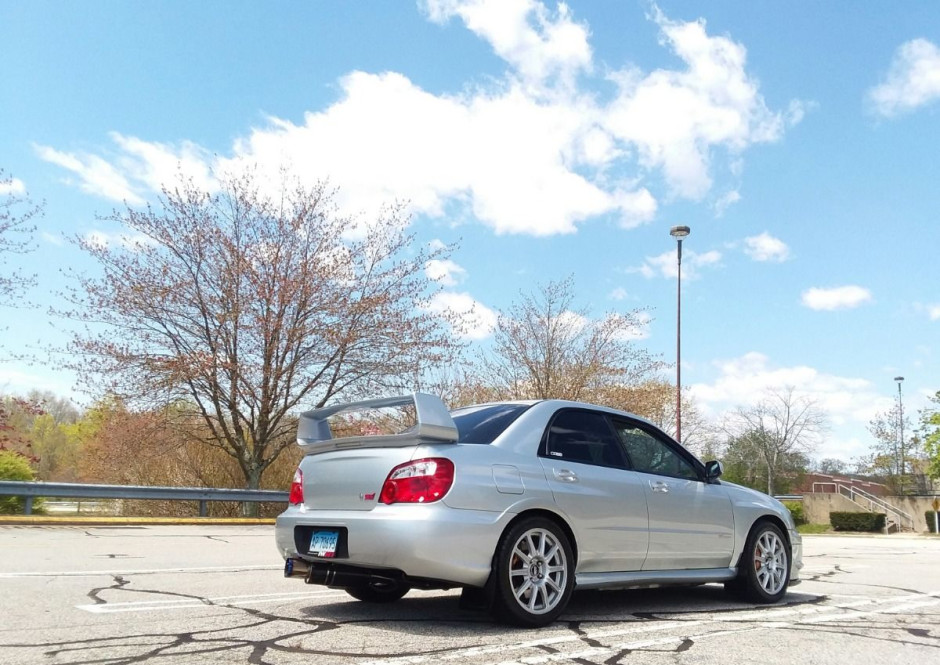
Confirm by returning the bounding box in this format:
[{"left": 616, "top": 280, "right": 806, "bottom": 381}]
[
  {"left": 835, "top": 483, "right": 915, "bottom": 531},
  {"left": 0, "top": 480, "right": 288, "bottom": 516}
]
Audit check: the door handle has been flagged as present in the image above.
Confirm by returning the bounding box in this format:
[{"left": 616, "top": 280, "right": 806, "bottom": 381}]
[
  {"left": 650, "top": 480, "right": 670, "bottom": 493},
  {"left": 554, "top": 469, "right": 579, "bottom": 483}
]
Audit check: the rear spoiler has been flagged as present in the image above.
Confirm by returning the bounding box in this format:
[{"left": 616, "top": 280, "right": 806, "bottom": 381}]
[{"left": 296, "top": 392, "right": 459, "bottom": 453}]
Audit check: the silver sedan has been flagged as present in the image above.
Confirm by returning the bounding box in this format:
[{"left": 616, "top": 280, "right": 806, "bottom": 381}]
[{"left": 275, "top": 393, "right": 802, "bottom": 627}]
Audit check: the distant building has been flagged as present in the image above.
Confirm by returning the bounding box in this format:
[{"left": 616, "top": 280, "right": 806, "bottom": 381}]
[{"left": 796, "top": 472, "right": 889, "bottom": 497}]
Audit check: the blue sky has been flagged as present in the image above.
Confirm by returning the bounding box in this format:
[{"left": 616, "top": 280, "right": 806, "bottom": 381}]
[{"left": 1, "top": 1, "right": 938, "bottom": 464}]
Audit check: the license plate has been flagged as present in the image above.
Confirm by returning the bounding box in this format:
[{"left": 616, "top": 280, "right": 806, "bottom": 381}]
[{"left": 309, "top": 530, "right": 339, "bottom": 558}]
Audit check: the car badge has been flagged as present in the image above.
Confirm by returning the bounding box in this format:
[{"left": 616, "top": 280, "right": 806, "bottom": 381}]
[{"left": 359, "top": 492, "right": 376, "bottom": 501}]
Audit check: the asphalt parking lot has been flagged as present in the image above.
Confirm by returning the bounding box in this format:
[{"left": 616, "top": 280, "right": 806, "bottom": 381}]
[{"left": 0, "top": 525, "right": 938, "bottom": 664}]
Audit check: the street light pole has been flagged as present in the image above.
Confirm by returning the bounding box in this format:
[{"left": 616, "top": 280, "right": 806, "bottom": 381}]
[
  {"left": 670, "top": 225, "right": 690, "bottom": 443},
  {"left": 895, "top": 376, "right": 905, "bottom": 492}
]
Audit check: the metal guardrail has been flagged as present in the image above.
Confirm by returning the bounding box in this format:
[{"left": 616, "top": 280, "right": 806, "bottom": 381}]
[{"left": 0, "top": 480, "right": 288, "bottom": 517}]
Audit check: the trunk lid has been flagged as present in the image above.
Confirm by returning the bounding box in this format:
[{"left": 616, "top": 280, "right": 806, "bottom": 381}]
[
  {"left": 294, "top": 393, "right": 457, "bottom": 511},
  {"left": 298, "top": 447, "right": 419, "bottom": 511}
]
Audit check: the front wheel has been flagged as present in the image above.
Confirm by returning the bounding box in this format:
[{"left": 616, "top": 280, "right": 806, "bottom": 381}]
[
  {"left": 492, "top": 517, "right": 575, "bottom": 627},
  {"left": 730, "top": 521, "right": 790, "bottom": 603}
]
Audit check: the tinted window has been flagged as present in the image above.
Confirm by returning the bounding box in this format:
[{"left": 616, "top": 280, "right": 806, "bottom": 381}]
[
  {"left": 451, "top": 404, "right": 531, "bottom": 444},
  {"left": 543, "top": 410, "right": 626, "bottom": 468},
  {"left": 612, "top": 419, "right": 699, "bottom": 480}
]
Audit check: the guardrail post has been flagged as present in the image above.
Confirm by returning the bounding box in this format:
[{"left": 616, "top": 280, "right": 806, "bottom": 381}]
[
  {"left": 24, "top": 496, "right": 33, "bottom": 515},
  {"left": 199, "top": 500, "right": 208, "bottom": 517}
]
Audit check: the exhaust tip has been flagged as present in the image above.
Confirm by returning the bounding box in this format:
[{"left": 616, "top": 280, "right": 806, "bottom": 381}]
[{"left": 284, "top": 558, "right": 311, "bottom": 579}]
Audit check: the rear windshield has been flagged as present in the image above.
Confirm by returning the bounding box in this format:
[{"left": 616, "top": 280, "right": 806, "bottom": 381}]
[{"left": 450, "top": 404, "right": 531, "bottom": 444}]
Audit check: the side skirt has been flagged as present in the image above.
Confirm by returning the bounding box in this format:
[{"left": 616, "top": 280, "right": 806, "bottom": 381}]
[{"left": 576, "top": 567, "right": 738, "bottom": 591}]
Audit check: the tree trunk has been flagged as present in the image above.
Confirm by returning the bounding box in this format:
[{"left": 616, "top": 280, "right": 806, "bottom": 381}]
[{"left": 242, "top": 465, "right": 263, "bottom": 517}]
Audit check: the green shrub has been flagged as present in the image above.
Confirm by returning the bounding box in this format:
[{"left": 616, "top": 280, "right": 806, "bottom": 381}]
[
  {"left": 927, "top": 511, "right": 938, "bottom": 534},
  {"left": 782, "top": 500, "right": 806, "bottom": 526},
  {"left": 0, "top": 450, "right": 39, "bottom": 514},
  {"left": 830, "top": 511, "right": 886, "bottom": 532}
]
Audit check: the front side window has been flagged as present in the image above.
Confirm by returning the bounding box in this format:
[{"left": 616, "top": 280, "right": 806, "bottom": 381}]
[
  {"left": 542, "top": 410, "right": 626, "bottom": 469},
  {"left": 612, "top": 419, "right": 699, "bottom": 480}
]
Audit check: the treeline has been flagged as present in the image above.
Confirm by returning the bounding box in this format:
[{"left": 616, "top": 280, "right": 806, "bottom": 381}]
[{"left": 0, "top": 392, "right": 302, "bottom": 516}]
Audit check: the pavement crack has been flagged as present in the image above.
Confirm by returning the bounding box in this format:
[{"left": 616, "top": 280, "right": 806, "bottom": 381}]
[{"left": 87, "top": 575, "right": 130, "bottom": 605}]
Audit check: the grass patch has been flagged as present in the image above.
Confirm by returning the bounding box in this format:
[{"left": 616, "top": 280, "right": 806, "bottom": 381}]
[{"left": 798, "top": 523, "right": 831, "bottom": 534}]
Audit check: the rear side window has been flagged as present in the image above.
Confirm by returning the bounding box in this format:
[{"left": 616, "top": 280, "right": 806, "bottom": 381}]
[
  {"left": 451, "top": 404, "right": 531, "bottom": 444},
  {"left": 542, "top": 410, "right": 627, "bottom": 469}
]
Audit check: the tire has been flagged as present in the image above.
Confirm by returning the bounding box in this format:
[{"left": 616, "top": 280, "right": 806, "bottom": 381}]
[
  {"left": 346, "top": 581, "right": 410, "bottom": 603},
  {"left": 729, "top": 521, "right": 790, "bottom": 603},
  {"left": 492, "top": 517, "right": 575, "bottom": 627}
]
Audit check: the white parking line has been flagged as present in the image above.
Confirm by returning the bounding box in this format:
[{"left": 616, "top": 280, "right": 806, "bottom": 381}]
[
  {"left": 76, "top": 589, "right": 347, "bottom": 613},
  {"left": 0, "top": 564, "right": 281, "bottom": 578},
  {"left": 361, "top": 591, "right": 940, "bottom": 665}
]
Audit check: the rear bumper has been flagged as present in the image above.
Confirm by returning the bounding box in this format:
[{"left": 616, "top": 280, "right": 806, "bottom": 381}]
[{"left": 275, "top": 504, "right": 512, "bottom": 588}]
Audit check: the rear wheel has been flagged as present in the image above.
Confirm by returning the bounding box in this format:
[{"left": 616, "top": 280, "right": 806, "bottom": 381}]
[
  {"left": 728, "top": 521, "right": 790, "bottom": 603},
  {"left": 346, "top": 581, "right": 410, "bottom": 603},
  {"left": 492, "top": 517, "right": 574, "bottom": 627}
]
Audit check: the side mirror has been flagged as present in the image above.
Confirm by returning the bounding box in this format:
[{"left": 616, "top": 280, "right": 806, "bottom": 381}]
[{"left": 705, "top": 460, "right": 723, "bottom": 481}]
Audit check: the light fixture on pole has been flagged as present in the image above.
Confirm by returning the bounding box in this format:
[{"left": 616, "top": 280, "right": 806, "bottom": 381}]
[
  {"left": 670, "top": 225, "right": 690, "bottom": 443},
  {"left": 895, "top": 376, "right": 905, "bottom": 488}
]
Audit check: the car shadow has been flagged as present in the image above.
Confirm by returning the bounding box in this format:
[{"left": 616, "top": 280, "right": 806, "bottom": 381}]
[{"left": 299, "top": 583, "right": 825, "bottom": 632}]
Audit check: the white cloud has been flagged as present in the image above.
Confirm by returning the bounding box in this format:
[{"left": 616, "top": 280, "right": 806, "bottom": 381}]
[
  {"left": 714, "top": 190, "right": 741, "bottom": 217},
  {"left": 0, "top": 364, "right": 78, "bottom": 401},
  {"left": 38, "top": 3, "right": 794, "bottom": 238},
  {"left": 602, "top": 7, "right": 787, "bottom": 200},
  {"left": 0, "top": 177, "right": 26, "bottom": 195},
  {"left": 423, "top": 0, "right": 592, "bottom": 93},
  {"left": 634, "top": 248, "right": 722, "bottom": 280},
  {"left": 110, "top": 132, "right": 217, "bottom": 194},
  {"left": 608, "top": 287, "right": 628, "bottom": 301},
  {"left": 34, "top": 144, "right": 145, "bottom": 205},
  {"left": 423, "top": 291, "right": 497, "bottom": 340},
  {"left": 690, "top": 352, "right": 893, "bottom": 459},
  {"left": 915, "top": 302, "right": 940, "bottom": 321},
  {"left": 801, "top": 285, "right": 872, "bottom": 311},
  {"left": 786, "top": 99, "right": 817, "bottom": 126},
  {"left": 868, "top": 38, "right": 940, "bottom": 117},
  {"left": 215, "top": 70, "right": 648, "bottom": 236},
  {"left": 425, "top": 258, "right": 467, "bottom": 286},
  {"left": 743, "top": 232, "right": 790, "bottom": 262},
  {"left": 41, "top": 232, "right": 64, "bottom": 246}
]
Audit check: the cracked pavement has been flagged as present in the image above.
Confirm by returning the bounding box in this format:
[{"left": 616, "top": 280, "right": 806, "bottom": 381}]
[{"left": 1, "top": 526, "right": 938, "bottom": 664}]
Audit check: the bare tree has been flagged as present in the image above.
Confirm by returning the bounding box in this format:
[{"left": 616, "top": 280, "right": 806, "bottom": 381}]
[
  {"left": 815, "top": 457, "right": 848, "bottom": 475},
  {"left": 0, "top": 169, "right": 39, "bottom": 309},
  {"left": 483, "top": 277, "right": 664, "bottom": 401},
  {"left": 722, "top": 387, "right": 826, "bottom": 495},
  {"left": 57, "top": 172, "right": 464, "bottom": 493},
  {"left": 864, "top": 400, "right": 923, "bottom": 494}
]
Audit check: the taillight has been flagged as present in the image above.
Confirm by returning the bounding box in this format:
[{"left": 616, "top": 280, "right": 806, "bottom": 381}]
[
  {"left": 379, "top": 458, "right": 454, "bottom": 505},
  {"left": 288, "top": 468, "right": 304, "bottom": 505}
]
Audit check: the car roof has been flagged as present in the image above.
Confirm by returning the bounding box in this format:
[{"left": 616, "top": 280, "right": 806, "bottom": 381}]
[{"left": 454, "top": 399, "right": 659, "bottom": 430}]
